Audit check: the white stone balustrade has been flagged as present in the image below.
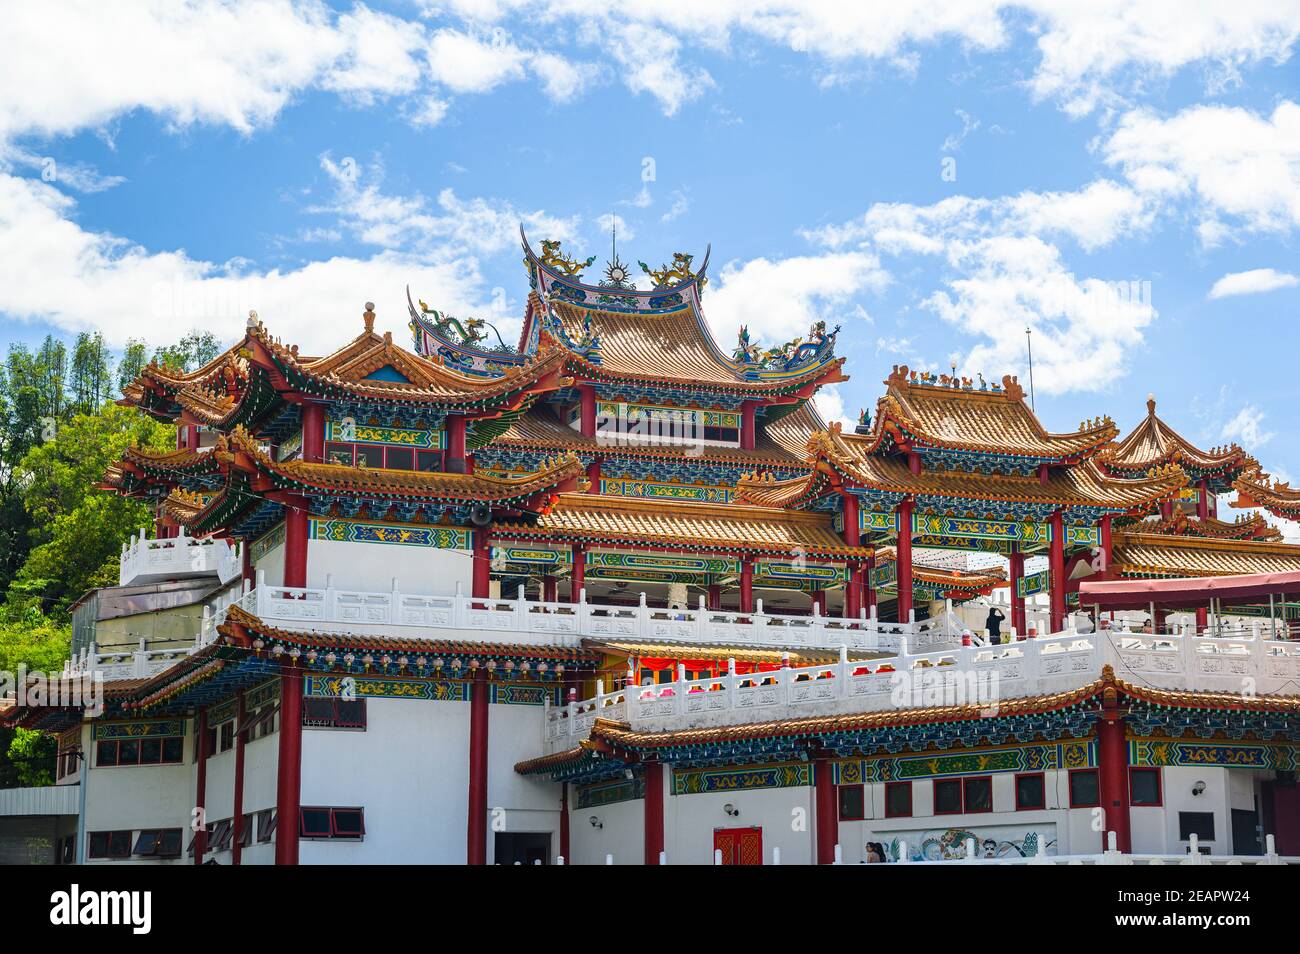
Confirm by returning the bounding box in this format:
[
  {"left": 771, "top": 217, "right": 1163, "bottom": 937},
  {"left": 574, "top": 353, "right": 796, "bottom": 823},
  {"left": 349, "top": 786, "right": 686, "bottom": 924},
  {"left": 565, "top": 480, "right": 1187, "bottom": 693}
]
[
  {"left": 118, "top": 528, "right": 242, "bottom": 587},
  {"left": 542, "top": 626, "right": 1300, "bottom": 752}
]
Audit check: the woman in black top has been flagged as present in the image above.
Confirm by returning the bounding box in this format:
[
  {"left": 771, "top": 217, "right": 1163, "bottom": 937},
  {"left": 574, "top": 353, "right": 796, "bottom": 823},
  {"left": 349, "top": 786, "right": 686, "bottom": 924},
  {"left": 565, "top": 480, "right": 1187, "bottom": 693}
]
[{"left": 985, "top": 606, "right": 1006, "bottom": 644}]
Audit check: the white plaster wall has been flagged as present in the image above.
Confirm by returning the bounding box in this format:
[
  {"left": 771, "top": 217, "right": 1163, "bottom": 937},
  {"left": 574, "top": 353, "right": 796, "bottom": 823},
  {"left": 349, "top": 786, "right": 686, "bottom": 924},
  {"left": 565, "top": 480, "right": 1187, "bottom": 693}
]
[
  {"left": 485, "top": 703, "right": 561, "bottom": 864},
  {"left": 666, "top": 783, "right": 815, "bottom": 866},
  {"left": 306, "top": 539, "right": 472, "bottom": 596},
  {"left": 1160, "top": 766, "right": 1231, "bottom": 855},
  {"left": 254, "top": 541, "right": 285, "bottom": 587},
  {"left": 299, "top": 696, "right": 469, "bottom": 864},
  {"left": 569, "top": 796, "right": 643, "bottom": 865},
  {"left": 84, "top": 721, "right": 195, "bottom": 865}
]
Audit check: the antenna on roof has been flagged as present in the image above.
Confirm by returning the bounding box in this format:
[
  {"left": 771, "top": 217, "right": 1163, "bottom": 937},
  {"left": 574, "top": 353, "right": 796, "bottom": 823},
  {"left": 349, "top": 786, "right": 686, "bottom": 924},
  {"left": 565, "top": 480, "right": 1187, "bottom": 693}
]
[{"left": 1025, "top": 326, "right": 1036, "bottom": 412}]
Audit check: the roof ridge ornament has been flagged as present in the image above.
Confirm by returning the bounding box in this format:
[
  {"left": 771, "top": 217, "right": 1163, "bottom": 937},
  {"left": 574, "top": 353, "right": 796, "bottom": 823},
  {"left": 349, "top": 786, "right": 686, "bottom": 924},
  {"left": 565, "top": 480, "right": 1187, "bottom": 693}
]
[
  {"left": 363, "top": 302, "right": 376, "bottom": 335},
  {"left": 639, "top": 251, "right": 707, "bottom": 291},
  {"left": 539, "top": 239, "right": 595, "bottom": 279}
]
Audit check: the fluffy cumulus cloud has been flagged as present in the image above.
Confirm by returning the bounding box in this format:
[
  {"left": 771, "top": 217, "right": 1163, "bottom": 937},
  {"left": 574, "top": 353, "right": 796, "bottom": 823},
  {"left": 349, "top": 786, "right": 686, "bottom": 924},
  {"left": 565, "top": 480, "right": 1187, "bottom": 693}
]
[
  {"left": 804, "top": 181, "right": 1159, "bottom": 393},
  {"left": 1103, "top": 100, "right": 1300, "bottom": 245},
  {"left": 704, "top": 252, "right": 888, "bottom": 350},
  {"left": 0, "top": 167, "right": 548, "bottom": 353},
  {"left": 1209, "top": 268, "right": 1300, "bottom": 299}
]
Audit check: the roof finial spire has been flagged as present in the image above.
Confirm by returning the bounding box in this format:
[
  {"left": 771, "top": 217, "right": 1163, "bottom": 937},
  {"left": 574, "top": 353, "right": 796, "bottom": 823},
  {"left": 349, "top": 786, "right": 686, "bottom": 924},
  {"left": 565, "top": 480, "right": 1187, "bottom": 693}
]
[
  {"left": 1147, "top": 393, "right": 1156, "bottom": 416},
  {"left": 363, "top": 302, "right": 376, "bottom": 335}
]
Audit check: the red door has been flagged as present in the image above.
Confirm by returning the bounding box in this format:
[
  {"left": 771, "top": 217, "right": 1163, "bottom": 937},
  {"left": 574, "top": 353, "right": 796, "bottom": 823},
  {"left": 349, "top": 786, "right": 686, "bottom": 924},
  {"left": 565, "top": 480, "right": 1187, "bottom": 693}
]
[{"left": 713, "top": 827, "right": 763, "bottom": 865}]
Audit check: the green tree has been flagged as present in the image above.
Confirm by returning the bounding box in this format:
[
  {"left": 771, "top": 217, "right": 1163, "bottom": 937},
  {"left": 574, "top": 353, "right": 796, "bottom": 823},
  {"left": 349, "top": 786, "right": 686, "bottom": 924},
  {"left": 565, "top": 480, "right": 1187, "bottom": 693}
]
[
  {"left": 116, "top": 338, "right": 148, "bottom": 396},
  {"left": 153, "top": 330, "right": 220, "bottom": 373},
  {"left": 70, "top": 331, "right": 112, "bottom": 414}
]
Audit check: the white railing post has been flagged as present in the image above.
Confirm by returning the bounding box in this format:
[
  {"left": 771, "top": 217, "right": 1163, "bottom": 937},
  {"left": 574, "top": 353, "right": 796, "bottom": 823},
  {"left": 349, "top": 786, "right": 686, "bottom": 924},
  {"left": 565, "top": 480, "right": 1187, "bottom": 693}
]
[
  {"left": 676, "top": 663, "right": 687, "bottom": 714},
  {"left": 696, "top": 594, "right": 708, "bottom": 641},
  {"left": 772, "top": 846, "right": 781, "bottom": 866},
  {"left": 516, "top": 584, "right": 528, "bottom": 632},
  {"left": 897, "top": 839, "right": 909, "bottom": 864},
  {"left": 578, "top": 587, "right": 589, "bottom": 634},
  {"left": 637, "top": 591, "right": 649, "bottom": 635},
  {"left": 454, "top": 580, "right": 466, "bottom": 629},
  {"left": 838, "top": 644, "right": 849, "bottom": 697},
  {"left": 714, "top": 848, "right": 723, "bottom": 866},
  {"left": 727, "top": 656, "right": 736, "bottom": 708},
  {"left": 390, "top": 577, "right": 401, "bottom": 627},
  {"left": 834, "top": 843, "right": 842, "bottom": 865}
]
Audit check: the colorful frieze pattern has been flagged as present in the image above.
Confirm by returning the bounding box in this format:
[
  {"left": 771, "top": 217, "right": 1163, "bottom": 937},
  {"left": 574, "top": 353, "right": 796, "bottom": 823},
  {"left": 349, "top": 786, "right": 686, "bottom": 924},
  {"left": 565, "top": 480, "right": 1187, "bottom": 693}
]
[
  {"left": 860, "top": 509, "right": 901, "bottom": 536},
  {"left": 310, "top": 519, "right": 471, "bottom": 549},
  {"left": 755, "top": 560, "right": 849, "bottom": 584},
  {"left": 1128, "top": 739, "right": 1297, "bottom": 771},
  {"left": 491, "top": 545, "right": 571, "bottom": 567},
  {"left": 871, "top": 561, "right": 897, "bottom": 588},
  {"left": 304, "top": 675, "right": 469, "bottom": 702},
  {"left": 596, "top": 400, "right": 740, "bottom": 430},
  {"left": 832, "top": 741, "right": 1096, "bottom": 784},
  {"left": 1018, "top": 571, "right": 1050, "bottom": 599},
  {"left": 277, "top": 429, "right": 303, "bottom": 461},
  {"left": 915, "top": 448, "right": 1051, "bottom": 477},
  {"left": 245, "top": 679, "right": 280, "bottom": 709},
  {"left": 599, "top": 477, "right": 733, "bottom": 504},
  {"left": 489, "top": 684, "right": 562, "bottom": 706},
  {"left": 1125, "top": 704, "right": 1297, "bottom": 741},
  {"left": 587, "top": 552, "right": 739, "bottom": 575},
  {"left": 93, "top": 719, "right": 186, "bottom": 741},
  {"left": 208, "top": 699, "right": 238, "bottom": 725},
  {"left": 250, "top": 523, "right": 286, "bottom": 562},
  {"left": 325, "top": 419, "right": 442, "bottom": 449},
  {"left": 913, "top": 514, "right": 1049, "bottom": 548},
  {"left": 327, "top": 403, "right": 446, "bottom": 431},
  {"left": 672, "top": 762, "right": 812, "bottom": 796},
  {"left": 592, "top": 382, "right": 747, "bottom": 411},
  {"left": 575, "top": 777, "right": 646, "bottom": 809}
]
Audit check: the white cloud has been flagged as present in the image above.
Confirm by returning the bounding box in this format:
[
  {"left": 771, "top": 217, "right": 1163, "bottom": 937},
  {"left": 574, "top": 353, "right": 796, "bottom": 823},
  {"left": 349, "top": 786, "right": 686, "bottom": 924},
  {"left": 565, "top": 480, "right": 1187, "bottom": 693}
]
[
  {"left": 1209, "top": 267, "right": 1300, "bottom": 299},
  {"left": 1103, "top": 101, "right": 1300, "bottom": 244},
  {"left": 1220, "top": 404, "right": 1275, "bottom": 447},
  {"left": 322, "top": 6, "right": 426, "bottom": 102},
  {"left": 661, "top": 190, "right": 690, "bottom": 223},
  {"left": 608, "top": 24, "right": 713, "bottom": 116},
  {"left": 704, "top": 252, "right": 888, "bottom": 349},
  {"left": 530, "top": 52, "right": 600, "bottom": 102},
  {"left": 425, "top": 28, "right": 530, "bottom": 94},
  {"left": 316, "top": 153, "right": 580, "bottom": 257},
  {"left": 0, "top": 170, "right": 499, "bottom": 354},
  {"left": 811, "top": 383, "right": 856, "bottom": 429}
]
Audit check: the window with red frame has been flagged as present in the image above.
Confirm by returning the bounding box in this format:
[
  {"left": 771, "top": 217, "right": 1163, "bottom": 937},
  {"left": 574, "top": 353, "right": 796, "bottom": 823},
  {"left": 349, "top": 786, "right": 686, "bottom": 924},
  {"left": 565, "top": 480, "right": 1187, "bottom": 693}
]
[
  {"left": 96, "top": 736, "right": 183, "bottom": 767},
  {"left": 1069, "top": 769, "right": 1101, "bottom": 808},
  {"left": 325, "top": 441, "right": 442, "bottom": 472},
  {"left": 300, "top": 806, "right": 365, "bottom": 840},
  {"left": 884, "top": 781, "right": 912, "bottom": 818},
  {"left": 302, "top": 696, "right": 367, "bottom": 729},
  {"left": 1015, "top": 772, "right": 1046, "bottom": 811},
  {"left": 837, "top": 784, "right": 865, "bottom": 821},
  {"left": 1129, "top": 768, "right": 1162, "bottom": 806},
  {"left": 935, "top": 776, "right": 993, "bottom": 814}
]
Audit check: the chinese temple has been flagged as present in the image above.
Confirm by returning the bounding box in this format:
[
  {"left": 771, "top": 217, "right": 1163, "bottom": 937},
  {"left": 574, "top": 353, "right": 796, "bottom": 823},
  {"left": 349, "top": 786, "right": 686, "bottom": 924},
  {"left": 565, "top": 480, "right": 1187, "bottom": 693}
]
[{"left": 3, "top": 233, "right": 1299, "bottom": 867}]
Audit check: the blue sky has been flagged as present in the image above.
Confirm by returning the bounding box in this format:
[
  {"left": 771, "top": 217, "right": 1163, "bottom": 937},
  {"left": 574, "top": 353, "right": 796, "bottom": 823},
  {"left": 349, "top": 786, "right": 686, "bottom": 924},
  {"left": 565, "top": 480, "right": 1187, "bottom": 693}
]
[{"left": 2, "top": 2, "right": 1299, "bottom": 502}]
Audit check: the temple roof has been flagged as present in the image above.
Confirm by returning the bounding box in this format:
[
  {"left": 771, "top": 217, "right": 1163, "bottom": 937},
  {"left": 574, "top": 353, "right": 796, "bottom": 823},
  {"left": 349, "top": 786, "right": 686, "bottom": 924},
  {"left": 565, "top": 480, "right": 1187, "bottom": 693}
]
[
  {"left": 854, "top": 365, "right": 1116, "bottom": 463},
  {"left": 1133, "top": 510, "right": 1282, "bottom": 542},
  {"left": 121, "top": 307, "right": 574, "bottom": 430},
  {"left": 1106, "top": 396, "right": 1254, "bottom": 484},
  {"left": 1110, "top": 530, "right": 1300, "bottom": 579},
  {"left": 105, "top": 428, "right": 587, "bottom": 535},
  {"left": 518, "top": 231, "right": 847, "bottom": 398},
  {"left": 491, "top": 492, "right": 873, "bottom": 560},
  {"left": 1233, "top": 468, "right": 1300, "bottom": 521},
  {"left": 739, "top": 423, "right": 1187, "bottom": 520}
]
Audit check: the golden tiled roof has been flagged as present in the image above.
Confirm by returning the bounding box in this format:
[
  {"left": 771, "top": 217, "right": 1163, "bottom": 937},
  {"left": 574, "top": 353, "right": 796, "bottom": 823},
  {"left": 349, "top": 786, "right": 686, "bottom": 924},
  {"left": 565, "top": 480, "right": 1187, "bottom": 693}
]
[
  {"left": 1107, "top": 396, "right": 1253, "bottom": 473},
  {"left": 854, "top": 366, "right": 1117, "bottom": 460},
  {"left": 820, "top": 425, "right": 1186, "bottom": 515},
  {"left": 491, "top": 492, "right": 874, "bottom": 559},
  {"left": 1233, "top": 468, "right": 1300, "bottom": 520},
  {"left": 548, "top": 300, "right": 847, "bottom": 395},
  {"left": 1111, "top": 530, "right": 1300, "bottom": 579},
  {"left": 1135, "top": 511, "right": 1282, "bottom": 542}
]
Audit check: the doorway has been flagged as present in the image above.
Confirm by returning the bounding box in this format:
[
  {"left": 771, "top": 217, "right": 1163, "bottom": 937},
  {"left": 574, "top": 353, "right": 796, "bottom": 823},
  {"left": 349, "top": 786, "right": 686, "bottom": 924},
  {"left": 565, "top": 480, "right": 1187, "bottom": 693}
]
[
  {"left": 713, "top": 826, "right": 763, "bottom": 865},
  {"left": 494, "top": 832, "right": 552, "bottom": 865}
]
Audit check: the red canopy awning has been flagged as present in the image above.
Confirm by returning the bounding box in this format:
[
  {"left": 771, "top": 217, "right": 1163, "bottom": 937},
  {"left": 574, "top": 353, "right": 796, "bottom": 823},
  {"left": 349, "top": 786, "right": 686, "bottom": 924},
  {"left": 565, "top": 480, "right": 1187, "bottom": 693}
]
[{"left": 1079, "top": 571, "right": 1300, "bottom": 611}]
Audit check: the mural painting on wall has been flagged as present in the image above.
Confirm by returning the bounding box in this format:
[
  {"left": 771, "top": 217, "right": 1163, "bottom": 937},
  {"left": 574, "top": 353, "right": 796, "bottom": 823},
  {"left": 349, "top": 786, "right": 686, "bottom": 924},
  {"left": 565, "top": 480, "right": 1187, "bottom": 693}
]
[{"left": 881, "top": 825, "right": 1056, "bottom": 861}]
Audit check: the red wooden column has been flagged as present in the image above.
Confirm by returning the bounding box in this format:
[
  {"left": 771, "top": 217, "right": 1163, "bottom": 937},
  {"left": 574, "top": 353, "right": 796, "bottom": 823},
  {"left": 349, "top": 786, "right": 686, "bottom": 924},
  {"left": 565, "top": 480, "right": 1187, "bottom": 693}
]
[
  {"left": 739, "top": 557, "right": 754, "bottom": 613},
  {"left": 542, "top": 574, "right": 557, "bottom": 604},
  {"left": 740, "top": 401, "right": 756, "bottom": 451},
  {"left": 841, "top": 492, "right": 860, "bottom": 547},
  {"left": 571, "top": 544, "right": 586, "bottom": 601},
  {"left": 1195, "top": 606, "right": 1209, "bottom": 633},
  {"left": 586, "top": 458, "right": 602, "bottom": 494},
  {"left": 445, "top": 413, "right": 467, "bottom": 473},
  {"left": 300, "top": 402, "right": 325, "bottom": 464},
  {"left": 707, "top": 583, "right": 722, "bottom": 611},
  {"left": 231, "top": 692, "right": 247, "bottom": 865},
  {"left": 895, "top": 499, "right": 914, "bottom": 623},
  {"left": 845, "top": 562, "right": 861, "bottom": 620},
  {"left": 579, "top": 385, "right": 597, "bottom": 437},
  {"left": 559, "top": 782, "right": 571, "bottom": 863},
  {"left": 1097, "top": 697, "right": 1131, "bottom": 853},
  {"left": 472, "top": 529, "right": 491, "bottom": 600},
  {"left": 1197, "top": 479, "right": 1210, "bottom": 520},
  {"left": 466, "top": 668, "right": 490, "bottom": 865},
  {"left": 1048, "top": 510, "right": 1066, "bottom": 632},
  {"left": 1008, "top": 549, "right": 1026, "bottom": 636},
  {"left": 811, "top": 589, "right": 827, "bottom": 616},
  {"left": 193, "top": 707, "right": 209, "bottom": 865},
  {"left": 275, "top": 665, "right": 303, "bottom": 865},
  {"left": 814, "top": 757, "right": 838, "bottom": 864},
  {"left": 864, "top": 555, "right": 875, "bottom": 615},
  {"left": 1098, "top": 514, "right": 1113, "bottom": 572},
  {"left": 283, "top": 496, "right": 309, "bottom": 588},
  {"left": 644, "top": 762, "right": 665, "bottom": 865}
]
